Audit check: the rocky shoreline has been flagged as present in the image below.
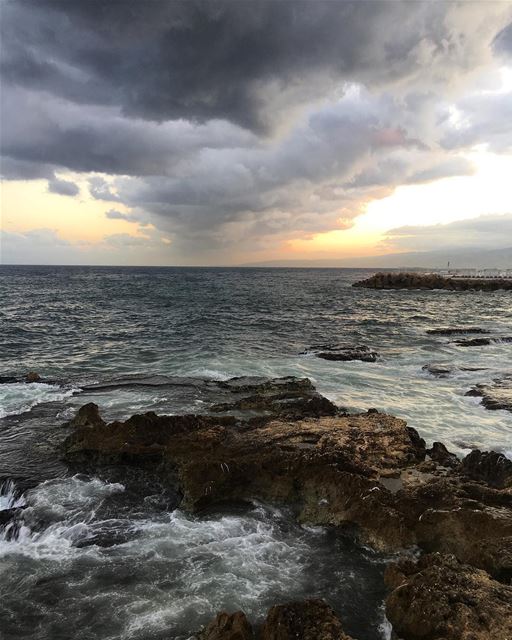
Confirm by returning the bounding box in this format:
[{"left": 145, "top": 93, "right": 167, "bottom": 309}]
[
  {"left": 48, "top": 376, "right": 512, "bottom": 640},
  {"left": 353, "top": 272, "right": 512, "bottom": 291}
]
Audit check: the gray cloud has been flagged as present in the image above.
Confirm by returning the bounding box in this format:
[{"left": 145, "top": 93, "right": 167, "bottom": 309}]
[
  {"left": 440, "top": 91, "right": 512, "bottom": 152},
  {"left": 385, "top": 214, "right": 512, "bottom": 252},
  {"left": 48, "top": 176, "right": 80, "bottom": 196},
  {"left": 105, "top": 209, "right": 131, "bottom": 221},
  {"left": 1, "top": 1, "right": 511, "bottom": 262},
  {"left": 3, "top": 1, "right": 507, "bottom": 132},
  {"left": 494, "top": 21, "right": 512, "bottom": 58}
]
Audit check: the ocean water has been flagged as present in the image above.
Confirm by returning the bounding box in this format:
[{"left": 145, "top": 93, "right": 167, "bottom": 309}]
[{"left": 1, "top": 265, "right": 511, "bottom": 639}]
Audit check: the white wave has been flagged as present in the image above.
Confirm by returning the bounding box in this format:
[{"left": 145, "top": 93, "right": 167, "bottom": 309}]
[
  {"left": 0, "top": 476, "right": 388, "bottom": 639},
  {"left": 0, "top": 480, "right": 26, "bottom": 511},
  {"left": 0, "top": 382, "right": 76, "bottom": 418}
]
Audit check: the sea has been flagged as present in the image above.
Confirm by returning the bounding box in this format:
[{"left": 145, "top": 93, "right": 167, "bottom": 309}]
[{"left": 1, "top": 265, "right": 511, "bottom": 640}]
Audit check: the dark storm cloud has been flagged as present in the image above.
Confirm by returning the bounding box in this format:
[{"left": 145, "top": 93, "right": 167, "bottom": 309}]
[
  {"left": 1, "top": 0, "right": 511, "bottom": 261},
  {"left": 1, "top": 87, "right": 255, "bottom": 177},
  {"left": 2, "top": 0, "right": 506, "bottom": 131}
]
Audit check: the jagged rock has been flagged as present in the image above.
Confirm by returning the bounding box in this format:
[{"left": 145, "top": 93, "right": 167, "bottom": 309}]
[
  {"left": 302, "top": 344, "right": 379, "bottom": 363},
  {"left": 426, "top": 442, "right": 459, "bottom": 468},
  {"left": 62, "top": 398, "right": 512, "bottom": 572},
  {"left": 454, "top": 337, "right": 512, "bottom": 347},
  {"left": 466, "top": 375, "right": 512, "bottom": 412},
  {"left": 25, "top": 371, "right": 41, "bottom": 383},
  {"left": 197, "top": 611, "right": 253, "bottom": 640},
  {"left": 210, "top": 376, "right": 338, "bottom": 419},
  {"left": 385, "top": 553, "right": 512, "bottom": 640},
  {"left": 427, "top": 328, "right": 486, "bottom": 336},
  {"left": 0, "top": 508, "right": 17, "bottom": 527},
  {"left": 462, "top": 450, "right": 512, "bottom": 488},
  {"left": 353, "top": 272, "right": 512, "bottom": 291},
  {"left": 261, "top": 599, "right": 352, "bottom": 640},
  {"left": 68, "top": 402, "right": 106, "bottom": 428}
]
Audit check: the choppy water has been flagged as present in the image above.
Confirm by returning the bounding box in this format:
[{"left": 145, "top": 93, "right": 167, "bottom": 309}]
[{"left": 1, "top": 265, "right": 511, "bottom": 639}]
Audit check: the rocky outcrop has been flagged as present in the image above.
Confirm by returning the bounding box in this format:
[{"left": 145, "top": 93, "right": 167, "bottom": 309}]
[
  {"left": 466, "top": 374, "right": 512, "bottom": 411},
  {"left": 301, "top": 344, "right": 379, "bottom": 363},
  {"left": 62, "top": 398, "right": 512, "bottom": 575},
  {"left": 261, "top": 599, "right": 352, "bottom": 640},
  {"left": 197, "top": 600, "right": 353, "bottom": 640},
  {"left": 426, "top": 442, "right": 459, "bottom": 468},
  {"left": 385, "top": 553, "right": 512, "bottom": 640},
  {"left": 462, "top": 450, "right": 512, "bottom": 488},
  {"left": 422, "top": 363, "right": 487, "bottom": 378},
  {"left": 353, "top": 272, "right": 512, "bottom": 291},
  {"left": 197, "top": 611, "right": 254, "bottom": 640},
  {"left": 210, "top": 376, "right": 338, "bottom": 419}
]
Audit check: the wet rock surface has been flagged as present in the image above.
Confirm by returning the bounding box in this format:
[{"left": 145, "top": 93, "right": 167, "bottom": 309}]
[
  {"left": 62, "top": 394, "right": 512, "bottom": 576},
  {"left": 57, "top": 376, "right": 512, "bottom": 640},
  {"left": 197, "top": 600, "right": 353, "bottom": 640},
  {"left": 462, "top": 450, "right": 512, "bottom": 488},
  {"left": 210, "top": 376, "right": 338, "bottom": 419},
  {"left": 426, "top": 442, "right": 459, "bottom": 468},
  {"left": 197, "top": 611, "right": 254, "bottom": 640},
  {"left": 353, "top": 272, "right": 512, "bottom": 291},
  {"left": 453, "top": 336, "right": 512, "bottom": 347},
  {"left": 301, "top": 344, "right": 379, "bottom": 363},
  {"left": 426, "top": 327, "right": 486, "bottom": 336},
  {"left": 385, "top": 553, "right": 512, "bottom": 640},
  {"left": 466, "top": 374, "right": 512, "bottom": 411},
  {"left": 261, "top": 599, "right": 352, "bottom": 640},
  {"left": 422, "top": 363, "right": 487, "bottom": 378}
]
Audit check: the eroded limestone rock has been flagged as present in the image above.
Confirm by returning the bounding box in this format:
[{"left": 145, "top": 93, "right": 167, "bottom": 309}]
[
  {"left": 62, "top": 399, "right": 512, "bottom": 572},
  {"left": 261, "top": 599, "right": 352, "bottom": 640},
  {"left": 197, "top": 611, "right": 253, "bottom": 640},
  {"left": 385, "top": 553, "right": 512, "bottom": 640}
]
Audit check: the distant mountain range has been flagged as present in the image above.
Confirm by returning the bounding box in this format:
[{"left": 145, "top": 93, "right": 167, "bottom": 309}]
[{"left": 242, "top": 246, "right": 512, "bottom": 270}]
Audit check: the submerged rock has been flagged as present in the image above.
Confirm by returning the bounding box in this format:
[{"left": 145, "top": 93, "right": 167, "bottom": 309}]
[
  {"left": 385, "top": 553, "right": 512, "bottom": 640},
  {"left": 25, "top": 372, "right": 41, "bottom": 383},
  {"left": 454, "top": 336, "right": 512, "bottom": 347},
  {"left": 353, "top": 272, "right": 512, "bottom": 291},
  {"left": 466, "top": 375, "right": 512, "bottom": 412},
  {"left": 426, "top": 327, "right": 486, "bottom": 335},
  {"left": 301, "top": 344, "right": 379, "bottom": 363},
  {"left": 422, "top": 363, "right": 487, "bottom": 377}
]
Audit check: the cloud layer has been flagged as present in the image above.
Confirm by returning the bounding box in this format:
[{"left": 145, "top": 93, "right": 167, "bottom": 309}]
[{"left": 1, "top": 0, "right": 511, "bottom": 262}]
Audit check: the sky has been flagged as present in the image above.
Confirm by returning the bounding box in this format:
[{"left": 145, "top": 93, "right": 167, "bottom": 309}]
[{"left": 1, "top": 0, "right": 511, "bottom": 266}]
